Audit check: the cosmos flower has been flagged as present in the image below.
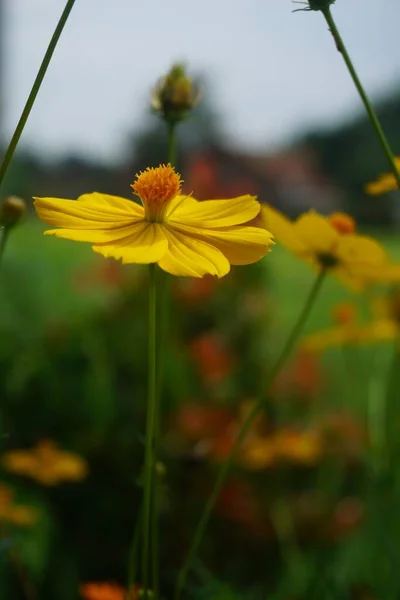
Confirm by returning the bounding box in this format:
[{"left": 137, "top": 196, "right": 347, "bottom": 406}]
[
  {"left": 260, "top": 205, "right": 400, "bottom": 290},
  {"left": 34, "top": 164, "right": 274, "bottom": 278}
]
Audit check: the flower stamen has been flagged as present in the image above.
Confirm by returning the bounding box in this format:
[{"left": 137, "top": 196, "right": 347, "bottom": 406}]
[{"left": 131, "top": 164, "right": 183, "bottom": 221}]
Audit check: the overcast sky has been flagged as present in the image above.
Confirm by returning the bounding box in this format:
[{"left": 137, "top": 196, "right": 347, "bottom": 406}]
[{"left": 3, "top": 0, "right": 400, "bottom": 163}]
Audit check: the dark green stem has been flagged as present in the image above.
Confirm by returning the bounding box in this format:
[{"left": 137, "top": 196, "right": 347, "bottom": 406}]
[
  {"left": 142, "top": 264, "right": 158, "bottom": 597},
  {"left": 322, "top": 7, "right": 400, "bottom": 189},
  {"left": 0, "top": 0, "right": 76, "bottom": 190},
  {"left": 174, "top": 270, "right": 326, "bottom": 600},
  {"left": 127, "top": 505, "right": 143, "bottom": 593},
  {"left": 166, "top": 122, "right": 177, "bottom": 166},
  {"left": 0, "top": 228, "right": 10, "bottom": 271}
]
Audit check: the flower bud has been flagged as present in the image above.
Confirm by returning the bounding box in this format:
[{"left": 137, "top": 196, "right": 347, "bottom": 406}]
[
  {"left": 151, "top": 64, "right": 199, "bottom": 124},
  {"left": 307, "top": 0, "right": 335, "bottom": 10},
  {"left": 0, "top": 196, "right": 26, "bottom": 229}
]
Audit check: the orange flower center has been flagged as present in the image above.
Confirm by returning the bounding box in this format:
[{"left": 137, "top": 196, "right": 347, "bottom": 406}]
[
  {"left": 131, "top": 164, "right": 182, "bottom": 221},
  {"left": 328, "top": 212, "right": 356, "bottom": 235}
]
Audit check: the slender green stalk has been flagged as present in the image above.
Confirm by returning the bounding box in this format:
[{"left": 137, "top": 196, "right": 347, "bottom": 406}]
[
  {"left": 127, "top": 505, "right": 143, "bottom": 593},
  {"left": 174, "top": 270, "right": 326, "bottom": 600},
  {"left": 0, "top": 229, "right": 10, "bottom": 272},
  {"left": 0, "top": 0, "right": 76, "bottom": 190},
  {"left": 322, "top": 7, "right": 400, "bottom": 190},
  {"left": 142, "top": 264, "right": 158, "bottom": 597},
  {"left": 167, "top": 122, "right": 177, "bottom": 166},
  {"left": 149, "top": 119, "right": 178, "bottom": 598}
]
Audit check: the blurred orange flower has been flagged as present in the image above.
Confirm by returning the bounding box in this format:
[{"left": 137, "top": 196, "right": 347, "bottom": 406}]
[
  {"left": 331, "top": 302, "right": 358, "bottom": 326},
  {"left": 174, "top": 275, "right": 216, "bottom": 305},
  {"left": 271, "top": 348, "right": 323, "bottom": 399},
  {"left": 189, "top": 332, "right": 234, "bottom": 384},
  {"left": 323, "top": 497, "right": 364, "bottom": 541},
  {"left": 175, "top": 402, "right": 234, "bottom": 443},
  {"left": 0, "top": 483, "right": 37, "bottom": 527},
  {"left": 216, "top": 479, "right": 271, "bottom": 539},
  {"left": 80, "top": 583, "right": 139, "bottom": 600},
  {"left": 3, "top": 440, "right": 88, "bottom": 486}
]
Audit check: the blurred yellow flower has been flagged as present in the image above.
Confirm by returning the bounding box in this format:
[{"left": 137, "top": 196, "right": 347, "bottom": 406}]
[
  {"left": 3, "top": 440, "right": 88, "bottom": 486},
  {"left": 240, "top": 428, "right": 323, "bottom": 470},
  {"left": 260, "top": 205, "right": 400, "bottom": 290},
  {"left": 0, "top": 483, "right": 37, "bottom": 526},
  {"left": 365, "top": 157, "right": 400, "bottom": 195},
  {"left": 34, "top": 164, "right": 274, "bottom": 278},
  {"left": 274, "top": 429, "right": 323, "bottom": 465},
  {"left": 302, "top": 300, "right": 397, "bottom": 352}
]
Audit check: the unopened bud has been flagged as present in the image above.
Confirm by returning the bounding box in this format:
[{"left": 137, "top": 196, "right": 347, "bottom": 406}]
[
  {"left": 307, "top": 0, "right": 335, "bottom": 10},
  {"left": 151, "top": 64, "right": 199, "bottom": 124},
  {"left": 0, "top": 196, "right": 26, "bottom": 229},
  {"left": 294, "top": 0, "right": 335, "bottom": 11}
]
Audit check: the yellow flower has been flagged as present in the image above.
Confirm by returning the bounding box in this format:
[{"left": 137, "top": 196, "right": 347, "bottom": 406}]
[
  {"left": 0, "top": 483, "right": 37, "bottom": 527},
  {"left": 302, "top": 301, "right": 397, "bottom": 352},
  {"left": 34, "top": 164, "right": 273, "bottom": 278},
  {"left": 365, "top": 157, "right": 400, "bottom": 195},
  {"left": 2, "top": 440, "right": 88, "bottom": 486},
  {"left": 260, "top": 205, "right": 400, "bottom": 290}
]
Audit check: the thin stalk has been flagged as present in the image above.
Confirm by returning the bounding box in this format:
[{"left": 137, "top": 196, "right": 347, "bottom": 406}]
[
  {"left": 0, "top": 228, "right": 9, "bottom": 272},
  {"left": 174, "top": 270, "right": 326, "bottom": 600},
  {"left": 322, "top": 7, "right": 400, "bottom": 190},
  {"left": 142, "top": 264, "right": 158, "bottom": 597},
  {"left": 0, "top": 0, "right": 76, "bottom": 190},
  {"left": 127, "top": 505, "right": 143, "bottom": 593},
  {"left": 167, "top": 122, "right": 177, "bottom": 167},
  {"left": 149, "top": 119, "right": 177, "bottom": 598}
]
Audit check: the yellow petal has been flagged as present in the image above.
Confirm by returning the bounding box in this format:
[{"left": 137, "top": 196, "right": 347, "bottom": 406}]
[
  {"left": 294, "top": 212, "right": 339, "bottom": 255},
  {"left": 92, "top": 222, "right": 168, "bottom": 264},
  {"left": 34, "top": 193, "right": 144, "bottom": 229},
  {"left": 158, "top": 225, "right": 230, "bottom": 277},
  {"left": 337, "top": 235, "right": 387, "bottom": 267},
  {"left": 168, "top": 195, "right": 261, "bottom": 227},
  {"left": 170, "top": 222, "right": 274, "bottom": 265},
  {"left": 365, "top": 174, "right": 399, "bottom": 196},
  {"left": 260, "top": 204, "right": 307, "bottom": 255}
]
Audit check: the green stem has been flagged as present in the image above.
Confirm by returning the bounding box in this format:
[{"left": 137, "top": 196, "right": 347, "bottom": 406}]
[
  {"left": 127, "top": 505, "right": 143, "bottom": 593},
  {"left": 322, "top": 7, "right": 400, "bottom": 190},
  {"left": 167, "top": 122, "right": 177, "bottom": 166},
  {"left": 142, "top": 263, "right": 158, "bottom": 597},
  {"left": 0, "top": 228, "right": 10, "bottom": 271},
  {"left": 0, "top": 0, "right": 76, "bottom": 190},
  {"left": 174, "top": 270, "right": 326, "bottom": 600}
]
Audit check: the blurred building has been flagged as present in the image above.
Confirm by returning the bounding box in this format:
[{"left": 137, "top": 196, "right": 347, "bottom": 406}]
[{"left": 184, "top": 145, "right": 342, "bottom": 216}]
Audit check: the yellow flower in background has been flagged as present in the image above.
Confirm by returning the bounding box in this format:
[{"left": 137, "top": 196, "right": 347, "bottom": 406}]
[
  {"left": 301, "top": 301, "right": 397, "bottom": 352},
  {"left": 3, "top": 440, "right": 88, "bottom": 486},
  {"left": 0, "top": 483, "right": 37, "bottom": 526},
  {"left": 34, "top": 164, "right": 274, "bottom": 278},
  {"left": 365, "top": 157, "right": 400, "bottom": 195},
  {"left": 260, "top": 205, "right": 400, "bottom": 290},
  {"left": 240, "top": 428, "right": 323, "bottom": 470}
]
